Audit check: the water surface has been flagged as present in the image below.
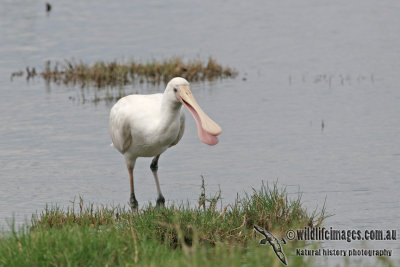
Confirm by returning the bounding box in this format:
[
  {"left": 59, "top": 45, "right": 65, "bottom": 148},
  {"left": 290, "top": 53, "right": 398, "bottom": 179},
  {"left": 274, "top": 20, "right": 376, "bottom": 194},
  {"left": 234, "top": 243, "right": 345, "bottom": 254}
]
[{"left": 0, "top": 0, "right": 399, "bottom": 263}]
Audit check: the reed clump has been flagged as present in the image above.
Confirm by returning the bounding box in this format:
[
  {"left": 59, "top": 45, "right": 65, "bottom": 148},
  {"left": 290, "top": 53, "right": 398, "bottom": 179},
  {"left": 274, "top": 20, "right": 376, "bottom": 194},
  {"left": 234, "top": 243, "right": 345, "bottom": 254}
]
[{"left": 19, "top": 57, "right": 237, "bottom": 88}]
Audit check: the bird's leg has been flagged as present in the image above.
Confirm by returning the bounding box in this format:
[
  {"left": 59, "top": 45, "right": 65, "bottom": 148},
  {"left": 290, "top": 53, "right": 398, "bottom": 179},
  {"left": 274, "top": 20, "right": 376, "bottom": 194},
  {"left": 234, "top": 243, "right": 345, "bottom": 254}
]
[
  {"left": 127, "top": 165, "right": 138, "bottom": 212},
  {"left": 150, "top": 154, "right": 165, "bottom": 207}
]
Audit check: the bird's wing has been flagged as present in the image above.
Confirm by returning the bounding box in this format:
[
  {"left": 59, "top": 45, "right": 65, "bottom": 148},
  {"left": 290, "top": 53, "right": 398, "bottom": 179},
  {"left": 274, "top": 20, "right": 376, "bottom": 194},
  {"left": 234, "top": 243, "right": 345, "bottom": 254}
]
[
  {"left": 110, "top": 94, "right": 164, "bottom": 154},
  {"left": 270, "top": 238, "right": 282, "bottom": 253},
  {"left": 254, "top": 225, "right": 265, "bottom": 235},
  {"left": 254, "top": 225, "right": 273, "bottom": 241},
  {"left": 254, "top": 225, "right": 287, "bottom": 265},
  {"left": 109, "top": 99, "right": 133, "bottom": 154},
  {"left": 271, "top": 240, "right": 287, "bottom": 265},
  {"left": 170, "top": 109, "right": 185, "bottom": 147}
]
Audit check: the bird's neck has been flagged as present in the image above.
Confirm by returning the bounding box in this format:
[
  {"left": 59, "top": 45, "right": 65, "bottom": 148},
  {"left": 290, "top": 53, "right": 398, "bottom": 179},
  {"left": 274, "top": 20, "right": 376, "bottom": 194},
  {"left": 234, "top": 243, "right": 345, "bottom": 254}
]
[{"left": 158, "top": 98, "right": 182, "bottom": 131}]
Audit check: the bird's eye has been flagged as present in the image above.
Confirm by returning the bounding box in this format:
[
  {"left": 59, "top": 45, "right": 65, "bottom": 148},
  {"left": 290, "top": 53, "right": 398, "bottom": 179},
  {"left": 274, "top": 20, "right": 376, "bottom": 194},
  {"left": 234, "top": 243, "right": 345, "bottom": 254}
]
[{"left": 173, "top": 88, "right": 178, "bottom": 93}]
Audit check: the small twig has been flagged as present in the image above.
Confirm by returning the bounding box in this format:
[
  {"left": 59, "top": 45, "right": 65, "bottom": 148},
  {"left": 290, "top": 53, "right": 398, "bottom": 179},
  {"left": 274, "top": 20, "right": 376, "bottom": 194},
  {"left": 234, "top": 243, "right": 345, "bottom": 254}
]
[
  {"left": 198, "top": 176, "right": 206, "bottom": 211},
  {"left": 129, "top": 223, "right": 139, "bottom": 263},
  {"left": 217, "top": 205, "right": 229, "bottom": 219},
  {"left": 231, "top": 215, "right": 246, "bottom": 232}
]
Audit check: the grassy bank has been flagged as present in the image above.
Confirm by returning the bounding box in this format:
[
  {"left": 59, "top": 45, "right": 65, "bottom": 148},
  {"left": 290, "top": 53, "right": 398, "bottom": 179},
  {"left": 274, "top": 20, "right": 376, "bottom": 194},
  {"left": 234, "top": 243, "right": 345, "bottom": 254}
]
[
  {"left": 15, "top": 57, "right": 237, "bottom": 88},
  {"left": 1, "top": 182, "right": 326, "bottom": 266}
]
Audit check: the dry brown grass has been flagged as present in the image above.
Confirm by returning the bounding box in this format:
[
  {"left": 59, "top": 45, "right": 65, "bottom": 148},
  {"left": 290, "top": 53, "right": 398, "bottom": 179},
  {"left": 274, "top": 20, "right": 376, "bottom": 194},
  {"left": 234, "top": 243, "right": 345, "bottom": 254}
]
[{"left": 18, "top": 57, "right": 237, "bottom": 88}]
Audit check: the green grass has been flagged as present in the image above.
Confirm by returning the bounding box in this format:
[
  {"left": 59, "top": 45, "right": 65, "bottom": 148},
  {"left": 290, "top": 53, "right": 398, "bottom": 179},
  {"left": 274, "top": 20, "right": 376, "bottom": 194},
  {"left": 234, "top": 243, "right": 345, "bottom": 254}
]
[
  {"left": 19, "top": 57, "right": 237, "bottom": 88},
  {"left": 1, "top": 181, "right": 391, "bottom": 267}
]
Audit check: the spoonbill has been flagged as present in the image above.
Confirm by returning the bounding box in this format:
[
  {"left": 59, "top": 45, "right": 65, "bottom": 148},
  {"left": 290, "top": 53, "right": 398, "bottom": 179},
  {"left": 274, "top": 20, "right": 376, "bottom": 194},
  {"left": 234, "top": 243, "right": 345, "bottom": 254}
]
[{"left": 110, "top": 77, "right": 222, "bottom": 210}]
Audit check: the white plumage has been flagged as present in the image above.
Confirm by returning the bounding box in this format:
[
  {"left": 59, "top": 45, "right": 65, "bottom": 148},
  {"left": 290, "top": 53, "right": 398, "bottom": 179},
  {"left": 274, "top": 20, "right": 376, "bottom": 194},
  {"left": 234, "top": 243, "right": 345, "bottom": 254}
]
[{"left": 109, "top": 77, "right": 221, "bottom": 210}]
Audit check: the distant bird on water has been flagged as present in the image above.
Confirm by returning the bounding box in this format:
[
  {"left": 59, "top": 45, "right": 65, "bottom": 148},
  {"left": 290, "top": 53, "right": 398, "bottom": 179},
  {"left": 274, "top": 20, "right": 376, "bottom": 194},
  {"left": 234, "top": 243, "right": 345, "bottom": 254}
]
[
  {"left": 109, "top": 77, "right": 222, "bottom": 210},
  {"left": 46, "top": 3, "right": 52, "bottom": 12}
]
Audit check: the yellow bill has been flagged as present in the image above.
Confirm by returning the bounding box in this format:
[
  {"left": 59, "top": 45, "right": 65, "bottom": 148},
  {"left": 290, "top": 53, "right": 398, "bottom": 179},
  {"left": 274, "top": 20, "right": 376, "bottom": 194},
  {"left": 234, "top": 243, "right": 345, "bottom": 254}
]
[{"left": 178, "top": 85, "right": 222, "bottom": 145}]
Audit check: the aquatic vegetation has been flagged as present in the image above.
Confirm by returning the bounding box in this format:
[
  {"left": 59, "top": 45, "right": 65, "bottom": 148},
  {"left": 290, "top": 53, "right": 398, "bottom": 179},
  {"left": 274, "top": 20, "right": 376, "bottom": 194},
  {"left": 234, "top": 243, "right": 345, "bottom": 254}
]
[
  {"left": 287, "top": 73, "right": 376, "bottom": 88},
  {"left": 15, "top": 57, "right": 238, "bottom": 88}
]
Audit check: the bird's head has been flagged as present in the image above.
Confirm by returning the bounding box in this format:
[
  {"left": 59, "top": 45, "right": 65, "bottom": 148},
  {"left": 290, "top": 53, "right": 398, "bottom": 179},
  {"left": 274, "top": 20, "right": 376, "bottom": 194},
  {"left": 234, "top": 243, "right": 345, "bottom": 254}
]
[{"left": 165, "top": 77, "right": 222, "bottom": 146}]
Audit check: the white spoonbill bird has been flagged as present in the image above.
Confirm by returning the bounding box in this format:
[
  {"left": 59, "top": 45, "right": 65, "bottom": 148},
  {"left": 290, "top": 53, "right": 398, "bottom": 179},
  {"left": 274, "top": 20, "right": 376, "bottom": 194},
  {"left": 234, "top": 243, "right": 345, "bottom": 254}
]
[{"left": 110, "top": 77, "right": 222, "bottom": 210}]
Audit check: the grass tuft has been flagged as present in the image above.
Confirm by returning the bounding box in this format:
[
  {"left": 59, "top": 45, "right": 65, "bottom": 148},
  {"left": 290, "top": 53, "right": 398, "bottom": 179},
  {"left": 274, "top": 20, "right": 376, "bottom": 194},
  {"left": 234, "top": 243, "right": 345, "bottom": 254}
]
[
  {"left": 16, "top": 57, "right": 238, "bottom": 88},
  {"left": 1, "top": 181, "right": 329, "bottom": 266}
]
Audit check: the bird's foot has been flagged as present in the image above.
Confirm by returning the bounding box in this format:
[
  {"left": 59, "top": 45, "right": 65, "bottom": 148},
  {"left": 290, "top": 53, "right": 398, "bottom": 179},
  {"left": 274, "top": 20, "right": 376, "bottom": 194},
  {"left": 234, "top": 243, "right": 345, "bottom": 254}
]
[
  {"left": 129, "top": 194, "right": 138, "bottom": 213},
  {"left": 156, "top": 195, "right": 165, "bottom": 208}
]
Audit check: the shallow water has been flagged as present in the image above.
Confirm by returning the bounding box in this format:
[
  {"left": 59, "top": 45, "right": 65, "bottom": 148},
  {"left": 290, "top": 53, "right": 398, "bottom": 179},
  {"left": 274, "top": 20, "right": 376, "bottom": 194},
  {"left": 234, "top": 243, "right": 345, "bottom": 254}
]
[{"left": 1, "top": 0, "right": 399, "bottom": 263}]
